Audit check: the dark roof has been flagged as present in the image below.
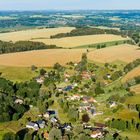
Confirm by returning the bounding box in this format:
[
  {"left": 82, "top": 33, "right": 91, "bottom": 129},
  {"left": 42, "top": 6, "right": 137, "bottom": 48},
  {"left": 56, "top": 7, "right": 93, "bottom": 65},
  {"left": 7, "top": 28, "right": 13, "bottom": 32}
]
[
  {"left": 94, "top": 122, "right": 107, "bottom": 128},
  {"left": 36, "top": 120, "right": 45, "bottom": 124},
  {"left": 26, "top": 122, "right": 36, "bottom": 126},
  {"left": 47, "top": 110, "right": 56, "bottom": 115}
]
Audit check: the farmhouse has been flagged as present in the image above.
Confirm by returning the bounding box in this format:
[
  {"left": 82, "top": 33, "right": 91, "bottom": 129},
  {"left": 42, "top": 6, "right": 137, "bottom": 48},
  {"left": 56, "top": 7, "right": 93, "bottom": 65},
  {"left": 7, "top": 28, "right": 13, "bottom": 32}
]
[
  {"left": 34, "top": 76, "right": 44, "bottom": 84},
  {"left": 43, "top": 131, "right": 49, "bottom": 139},
  {"left": 26, "top": 122, "right": 39, "bottom": 130},
  {"left": 14, "top": 98, "right": 23, "bottom": 104},
  {"left": 90, "top": 129, "right": 103, "bottom": 138},
  {"left": 36, "top": 120, "right": 45, "bottom": 128}
]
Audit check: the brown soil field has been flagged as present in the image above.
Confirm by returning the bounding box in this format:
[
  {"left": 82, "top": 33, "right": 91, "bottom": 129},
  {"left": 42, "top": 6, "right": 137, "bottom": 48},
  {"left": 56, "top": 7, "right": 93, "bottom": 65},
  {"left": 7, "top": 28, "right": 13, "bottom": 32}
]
[
  {"left": 33, "top": 34, "right": 126, "bottom": 48},
  {"left": 0, "top": 27, "right": 75, "bottom": 42},
  {"left": 0, "top": 49, "right": 89, "bottom": 67},
  {"left": 130, "top": 84, "right": 140, "bottom": 94},
  {"left": 122, "top": 66, "right": 140, "bottom": 83},
  {"left": 88, "top": 44, "right": 140, "bottom": 63}
]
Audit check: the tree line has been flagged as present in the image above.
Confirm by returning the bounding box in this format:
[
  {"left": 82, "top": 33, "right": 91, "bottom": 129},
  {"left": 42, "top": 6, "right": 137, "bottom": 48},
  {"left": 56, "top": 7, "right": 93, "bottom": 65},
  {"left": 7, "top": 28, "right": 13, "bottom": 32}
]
[
  {"left": 0, "top": 40, "right": 60, "bottom": 54},
  {"left": 50, "top": 27, "right": 126, "bottom": 38}
]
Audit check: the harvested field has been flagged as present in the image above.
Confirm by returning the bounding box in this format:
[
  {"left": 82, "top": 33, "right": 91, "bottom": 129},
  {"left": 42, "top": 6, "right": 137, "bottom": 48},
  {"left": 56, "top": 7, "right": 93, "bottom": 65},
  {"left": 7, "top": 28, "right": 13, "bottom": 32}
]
[
  {"left": 130, "top": 84, "right": 140, "bottom": 94},
  {"left": 0, "top": 27, "right": 75, "bottom": 42},
  {"left": 122, "top": 65, "right": 140, "bottom": 83},
  {"left": 88, "top": 44, "right": 140, "bottom": 63},
  {"left": 33, "top": 34, "right": 126, "bottom": 48},
  {"left": 0, "top": 49, "right": 89, "bottom": 67}
]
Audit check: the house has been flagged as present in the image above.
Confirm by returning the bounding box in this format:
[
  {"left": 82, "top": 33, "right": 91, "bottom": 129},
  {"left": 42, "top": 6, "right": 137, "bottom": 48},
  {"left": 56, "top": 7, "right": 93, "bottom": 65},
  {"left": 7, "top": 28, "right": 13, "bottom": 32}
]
[
  {"left": 82, "top": 96, "right": 97, "bottom": 104},
  {"left": 43, "top": 131, "right": 49, "bottom": 139},
  {"left": 14, "top": 98, "right": 23, "bottom": 104},
  {"left": 64, "top": 73, "right": 70, "bottom": 78},
  {"left": 90, "top": 129, "right": 103, "bottom": 138},
  {"left": 46, "top": 110, "right": 57, "bottom": 117},
  {"left": 63, "top": 85, "right": 72, "bottom": 91},
  {"left": 34, "top": 76, "right": 44, "bottom": 84},
  {"left": 67, "top": 94, "right": 82, "bottom": 101},
  {"left": 50, "top": 117, "right": 58, "bottom": 123},
  {"left": 36, "top": 120, "right": 45, "bottom": 128},
  {"left": 81, "top": 71, "right": 91, "bottom": 79},
  {"left": 78, "top": 103, "right": 92, "bottom": 112},
  {"left": 26, "top": 122, "right": 39, "bottom": 130},
  {"left": 109, "top": 101, "right": 117, "bottom": 108},
  {"left": 106, "top": 73, "right": 111, "bottom": 79},
  {"left": 59, "top": 123, "right": 72, "bottom": 131}
]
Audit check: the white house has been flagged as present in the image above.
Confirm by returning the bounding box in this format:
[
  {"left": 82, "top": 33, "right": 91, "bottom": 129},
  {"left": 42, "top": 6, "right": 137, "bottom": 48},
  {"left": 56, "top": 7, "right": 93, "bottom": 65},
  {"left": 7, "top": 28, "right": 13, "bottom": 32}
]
[{"left": 26, "top": 122, "right": 39, "bottom": 130}]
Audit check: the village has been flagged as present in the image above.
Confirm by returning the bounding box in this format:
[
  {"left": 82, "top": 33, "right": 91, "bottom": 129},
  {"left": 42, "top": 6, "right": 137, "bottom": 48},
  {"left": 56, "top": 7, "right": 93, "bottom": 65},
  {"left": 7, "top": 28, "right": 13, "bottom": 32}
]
[{"left": 14, "top": 54, "right": 129, "bottom": 140}]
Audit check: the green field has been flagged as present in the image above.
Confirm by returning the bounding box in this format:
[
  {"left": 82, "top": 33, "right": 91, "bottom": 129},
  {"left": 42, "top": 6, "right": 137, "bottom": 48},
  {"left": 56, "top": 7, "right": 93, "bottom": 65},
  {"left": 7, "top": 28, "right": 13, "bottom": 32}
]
[
  {"left": 75, "top": 40, "right": 128, "bottom": 49},
  {"left": 120, "top": 132, "right": 140, "bottom": 140},
  {"left": 0, "top": 65, "right": 39, "bottom": 82}
]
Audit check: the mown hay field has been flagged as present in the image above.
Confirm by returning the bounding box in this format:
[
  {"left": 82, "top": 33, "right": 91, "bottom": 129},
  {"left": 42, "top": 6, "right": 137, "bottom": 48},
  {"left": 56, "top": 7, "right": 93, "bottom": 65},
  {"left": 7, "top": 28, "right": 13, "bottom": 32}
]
[
  {"left": 122, "top": 65, "right": 140, "bottom": 83},
  {"left": 0, "top": 44, "right": 140, "bottom": 67},
  {"left": 0, "top": 49, "right": 89, "bottom": 67},
  {"left": 130, "top": 84, "right": 140, "bottom": 94},
  {"left": 0, "top": 27, "right": 75, "bottom": 42},
  {"left": 33, "top": 34, "right": 127, "bottom": 48},
  {"left": 88, "top": 44, "right": 140, "bottom": 63}
]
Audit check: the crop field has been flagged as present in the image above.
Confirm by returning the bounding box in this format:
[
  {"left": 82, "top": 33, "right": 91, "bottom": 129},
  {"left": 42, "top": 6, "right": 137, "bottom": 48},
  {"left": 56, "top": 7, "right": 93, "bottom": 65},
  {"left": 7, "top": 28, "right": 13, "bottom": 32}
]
[
  {"left": 130, "top": 84, "right": 140, "bottom": 94},
  {"left": 33, "top": 34, "right": 127, "bottom": 48},
  {"left": 0, "top": 44, "right": 140, "bottom": 67},
  {"left": 122, "top": 65, "right": 140, "bottom": 83},
  {"left": 88, "top": 44, "right": 140, "bottom": 63},
  {"left": 0, "top": 27, "right": 75, "bottom": 42},
  {"left": 0, "top": 49, "right": 89, "bottom": 67}
]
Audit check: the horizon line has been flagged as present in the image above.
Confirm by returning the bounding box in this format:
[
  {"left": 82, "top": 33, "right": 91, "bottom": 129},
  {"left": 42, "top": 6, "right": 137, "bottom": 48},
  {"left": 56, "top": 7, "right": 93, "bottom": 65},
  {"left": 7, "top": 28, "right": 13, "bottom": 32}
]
[{"left": 0, "top": 9, "right": 140, "bottom": 12}]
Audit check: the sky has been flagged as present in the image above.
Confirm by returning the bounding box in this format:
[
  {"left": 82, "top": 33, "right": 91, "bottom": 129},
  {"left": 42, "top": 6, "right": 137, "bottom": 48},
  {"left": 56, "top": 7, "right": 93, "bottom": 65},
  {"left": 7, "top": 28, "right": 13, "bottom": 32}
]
[{"left": 0, "top": 0, "right": 140, "bottom": 11}]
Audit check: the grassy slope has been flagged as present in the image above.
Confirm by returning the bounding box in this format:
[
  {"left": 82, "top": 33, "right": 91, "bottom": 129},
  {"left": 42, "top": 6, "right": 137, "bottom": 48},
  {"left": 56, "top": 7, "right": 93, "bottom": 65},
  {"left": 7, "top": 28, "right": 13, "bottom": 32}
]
[
  {"left": 0, "top": 65, "right": 39, "bottom": 82},
  {"left": 75, "top": 40, "right": 128, "bottom": 49}
]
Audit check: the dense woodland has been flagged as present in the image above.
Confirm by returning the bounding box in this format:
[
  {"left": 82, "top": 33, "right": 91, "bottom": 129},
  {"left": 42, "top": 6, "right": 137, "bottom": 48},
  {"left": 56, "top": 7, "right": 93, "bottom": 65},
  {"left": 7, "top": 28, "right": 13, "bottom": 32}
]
[{"left": 0, "top": 40, "right": 59, "bottom": 54}]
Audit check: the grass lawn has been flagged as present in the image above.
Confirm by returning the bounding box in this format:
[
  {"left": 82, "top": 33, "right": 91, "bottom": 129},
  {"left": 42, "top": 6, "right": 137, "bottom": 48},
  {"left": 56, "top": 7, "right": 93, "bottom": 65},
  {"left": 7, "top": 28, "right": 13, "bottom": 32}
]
[
  {"left": 125, "top": 94, "right": 140, "bottom": 104},
  {"left": 76, "top": 40, "right": 128, "bottom": 49},
  {"left": 0, "top": 65, "right": 38, "bottom": 82},
  {"left": 0, "top": 129, "right": 11, "bottom": 140},
  {"left": 120, "top": 131, "right": 140, "bottom": 140},
  {"left": 0, "top": 107, "right": 39, "bottom": 139},
  {"left": 114, "top": 108, "right": 139, "bottom": 121}
]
